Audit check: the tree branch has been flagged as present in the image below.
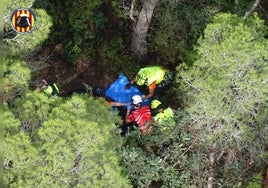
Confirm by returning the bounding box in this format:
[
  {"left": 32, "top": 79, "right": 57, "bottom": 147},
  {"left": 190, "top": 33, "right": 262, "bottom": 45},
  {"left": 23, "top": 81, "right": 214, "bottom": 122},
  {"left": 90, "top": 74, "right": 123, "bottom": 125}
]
[
  {"left": 185, "top": 79, "right": 201, "bottom": 92},
  {"left": 207, "top": 143, "right": 216, "bottom": 188},
  {"left": 130, "top": 0, "right": 137, "bottom": 23},
  {"left": 171, "top": 139, "right": 197, "bottom": 168},
  {"left": 243, "top": 0, "right": 261, "bottom": 19}
]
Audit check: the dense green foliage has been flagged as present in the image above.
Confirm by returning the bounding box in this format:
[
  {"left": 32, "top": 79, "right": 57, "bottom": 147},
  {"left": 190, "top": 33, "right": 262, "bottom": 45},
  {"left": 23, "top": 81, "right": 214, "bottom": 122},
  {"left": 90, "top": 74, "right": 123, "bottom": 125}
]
[
  {"left": 3, "top": 0, "right": 52, "bottom": 103},
  {"left": 4, "top": 0, "right": 52, "bottom": 59},
  {"left": 3, "top": 1, "right": 131, "bottom": 186},
  {"left": 33, "top": 0, "right": 104, "bottom": 63},
  {"left": 3, "top": 0, "right": 268, "bottom": 187},
  {"left": 176, "top": 13, "right": 268, "bottom": 187},
  {"left": 149, "top": 0, "right": 267, "bottom": 67},
  {"left": 121, "top": 120, "right": 192, "bottom": 187},
  {"left": 120, "top": 12, "right": 268, "bottom": 188},
  {"left": 3, "top": 59, "right": 31, "bottom": 102},
  {"left": 32, "top": 0, "right": 135, "bottom": 74},
  {"left": 4, "top": 94, "right": 131, "bottom": 187}
]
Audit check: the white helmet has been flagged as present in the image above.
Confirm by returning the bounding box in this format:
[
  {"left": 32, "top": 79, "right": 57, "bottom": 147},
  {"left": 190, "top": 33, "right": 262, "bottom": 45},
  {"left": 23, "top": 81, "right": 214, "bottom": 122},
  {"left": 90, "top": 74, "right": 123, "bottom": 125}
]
[{"left": 131, "top": 95, "right": 143, "bottom": 105}]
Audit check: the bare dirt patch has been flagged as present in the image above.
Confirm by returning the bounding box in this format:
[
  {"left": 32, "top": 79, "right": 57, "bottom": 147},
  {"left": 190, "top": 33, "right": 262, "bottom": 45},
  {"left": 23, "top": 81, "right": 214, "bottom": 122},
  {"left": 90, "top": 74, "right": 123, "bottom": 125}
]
[{"left": 34, "top": 50, "right": 117, "bottom": 96}]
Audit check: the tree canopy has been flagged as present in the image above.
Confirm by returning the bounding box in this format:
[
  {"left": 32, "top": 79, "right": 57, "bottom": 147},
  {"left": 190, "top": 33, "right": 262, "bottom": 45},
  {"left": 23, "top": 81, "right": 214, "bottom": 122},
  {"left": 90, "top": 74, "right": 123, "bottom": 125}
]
[
  {"left": 176, "top": 12, "right": 268, "bottom": 187},
  {"left": 4, "top": 94, "right": 131, "bottom": 187},
  {"left": 3, "top": 0, "right": 268, "bottom": 187}
]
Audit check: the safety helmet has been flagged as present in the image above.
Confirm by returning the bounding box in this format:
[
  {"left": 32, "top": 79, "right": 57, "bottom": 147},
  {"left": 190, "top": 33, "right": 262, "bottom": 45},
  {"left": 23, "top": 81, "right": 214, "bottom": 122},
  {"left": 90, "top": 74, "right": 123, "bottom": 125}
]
[
  {"left": 135, "top": 74, "right": 147, "bottom": 86},
  {"left": 151, "top": 100, "right": 162, "bottom": 109},
  {"left": 35, "top": 79, "right": 48, "bottom": 89},
  {"left": 92, "top": 87, "right": 105, "bottom": 97},
  {"left": 131, "top": 95, "right": 143, "bottom": 105}
]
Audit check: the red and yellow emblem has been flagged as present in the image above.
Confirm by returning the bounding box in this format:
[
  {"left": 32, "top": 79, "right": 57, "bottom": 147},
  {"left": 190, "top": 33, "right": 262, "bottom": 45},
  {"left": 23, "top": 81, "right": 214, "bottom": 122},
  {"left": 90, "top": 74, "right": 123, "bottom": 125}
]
[{"left": 10, "top": 8, "right": 36, "bottom": 33}]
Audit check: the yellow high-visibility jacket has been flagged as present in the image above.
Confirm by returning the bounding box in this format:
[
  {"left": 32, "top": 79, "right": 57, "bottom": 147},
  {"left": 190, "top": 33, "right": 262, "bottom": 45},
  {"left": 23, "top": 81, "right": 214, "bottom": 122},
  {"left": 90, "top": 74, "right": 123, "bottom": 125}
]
[
  {"left": 43, "top": 83, "right": 60, "bottom": 96},
  {"left": 154, "top": 107, "right": 175, "bottom": 131},
  {"left": 135, "top": 66, "right": 167, "bottom": 86}
]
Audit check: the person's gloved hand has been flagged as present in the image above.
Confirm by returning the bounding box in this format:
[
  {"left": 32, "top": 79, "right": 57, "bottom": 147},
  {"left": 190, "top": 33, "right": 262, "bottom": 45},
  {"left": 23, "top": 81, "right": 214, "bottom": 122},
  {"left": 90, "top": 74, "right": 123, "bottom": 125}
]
[
  {"left": 126, "top": 103, "right": 133, "bottom": 110},
  {"left": 125, "top": 83, "right": 132, "bottom": 90},
  {"left": 142, "top": 95, "right": 146, "bottom": 99}
]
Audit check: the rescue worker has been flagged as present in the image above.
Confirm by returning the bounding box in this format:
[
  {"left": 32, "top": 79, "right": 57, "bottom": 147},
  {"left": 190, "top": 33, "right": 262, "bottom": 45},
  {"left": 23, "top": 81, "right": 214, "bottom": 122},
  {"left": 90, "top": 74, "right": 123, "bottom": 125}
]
[
  {"left": 36, "top": 79, "right": 60, "bottom": 96},
  {"left": 125, "top": 66, "right": 172, "bottom": 100},
  {"left": 125, "top": 95, "right": 155, "bottom": 135},
  {"left": 150, "top": 99, "right": 175, "bottom": 131}
]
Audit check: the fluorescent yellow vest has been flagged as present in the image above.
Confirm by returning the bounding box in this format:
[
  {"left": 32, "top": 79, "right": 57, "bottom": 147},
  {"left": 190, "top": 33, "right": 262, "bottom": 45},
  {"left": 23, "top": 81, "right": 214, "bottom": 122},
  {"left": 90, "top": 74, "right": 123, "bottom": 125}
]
[
  {"left": 135, "top": 66, "right": 166, "bottom": 86},
  {"left": 43, "top": 84, "right": 59, "bottom": 96},
  {"left": 43, "top": 85, "right": 53, "bottom": 95},
  {"left": 154, "top": 107, "right": 175, "bottom": 131}
]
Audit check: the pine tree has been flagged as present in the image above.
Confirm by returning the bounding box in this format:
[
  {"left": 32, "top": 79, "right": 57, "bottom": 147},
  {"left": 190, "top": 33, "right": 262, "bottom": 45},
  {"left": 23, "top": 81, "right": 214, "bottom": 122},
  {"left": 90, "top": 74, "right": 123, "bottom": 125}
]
[
  {"left": 4, "top": 94, "right": 131, "bottom": 187},
  {"left": 177, "top": 13, "right": 268, "bottom": 187}
]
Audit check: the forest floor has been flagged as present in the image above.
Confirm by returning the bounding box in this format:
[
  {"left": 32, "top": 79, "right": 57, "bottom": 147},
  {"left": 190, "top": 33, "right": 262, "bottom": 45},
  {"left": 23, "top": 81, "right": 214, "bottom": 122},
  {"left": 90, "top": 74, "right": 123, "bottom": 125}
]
[{"left": 33, "top": 45, "right": 118, "bottom": 96}]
